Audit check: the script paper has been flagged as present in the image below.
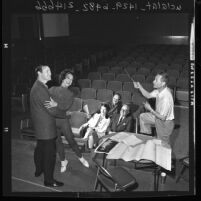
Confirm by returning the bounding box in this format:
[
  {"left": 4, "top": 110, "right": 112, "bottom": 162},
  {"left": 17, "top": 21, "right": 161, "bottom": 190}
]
[{"left": 106, "top": 137, "right": 172, "bottom": 170}]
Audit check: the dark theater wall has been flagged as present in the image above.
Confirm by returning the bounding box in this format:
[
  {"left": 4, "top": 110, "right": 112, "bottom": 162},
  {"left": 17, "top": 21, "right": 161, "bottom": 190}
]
[
  {"left": 69, "top": 13, "right": 189, "bottom": 45},
  {"left": 10, "top": 12, "right": 190, "bottom": 58}
]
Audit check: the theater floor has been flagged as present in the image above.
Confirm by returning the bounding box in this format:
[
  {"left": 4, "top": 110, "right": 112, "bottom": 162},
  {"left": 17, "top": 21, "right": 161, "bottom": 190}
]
[{"left": 9, "top": 98, "right": 191, "bottom": 196}]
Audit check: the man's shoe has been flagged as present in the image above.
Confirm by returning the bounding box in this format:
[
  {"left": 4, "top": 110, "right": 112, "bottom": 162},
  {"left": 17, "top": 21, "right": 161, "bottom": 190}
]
[
  {"left": 35, "top": 171, "right": 43, "bottom": 177},
  {"left": 44, "top": 180, "right": 64, "bottom": 187}
]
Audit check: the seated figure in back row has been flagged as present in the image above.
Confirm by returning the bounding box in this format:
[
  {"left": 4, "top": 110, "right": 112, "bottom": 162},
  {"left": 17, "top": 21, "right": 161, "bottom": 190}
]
[{"left": 108, "top": 93, "right": 122, "bottom": 119}]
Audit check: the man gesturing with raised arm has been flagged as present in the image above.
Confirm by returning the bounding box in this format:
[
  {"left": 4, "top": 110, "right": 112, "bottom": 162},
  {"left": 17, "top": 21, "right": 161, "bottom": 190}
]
[{"left": 133, "top": 72, "right": 174, "bottom": 145}]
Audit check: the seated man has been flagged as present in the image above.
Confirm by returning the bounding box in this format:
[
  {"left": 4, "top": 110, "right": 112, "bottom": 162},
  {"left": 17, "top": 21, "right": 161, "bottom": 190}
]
[
  {"left": 107, "top": 104, "right": 134, "bottom": 134},
  {"left": 108, "top": 93, "right": 122, "bottom": 118},
  {"left": 133, "top": 72, "right": 175, "bottom": 145}
]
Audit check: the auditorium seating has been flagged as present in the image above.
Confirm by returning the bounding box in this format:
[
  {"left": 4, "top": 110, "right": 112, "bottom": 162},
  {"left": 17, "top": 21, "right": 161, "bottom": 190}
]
[
  {"left": 115, "top": 74, "right": 130, "bottom": 82},
  {"left": 78, "top": 79, "right": 91, "bottom": 89},
  {"left": 97, "top": 65, "right": 110, "bottom": 74},
  {"left": 155, "top": 63, "right": 169, "bottom": 70},
  {"left": 21, "top": 93, "right": 30, "bottom": 115},
  {"left": 146, "top": 75, "right": 155, "bottom": 83},
  {"left": 69, "top": 111, "right": 89, "bottom": 150},
  {"left": 92, "top": 80, "right": 107, "bottom": 90},
  {"left": 68, "top": 97, "right": 83, "bottom": 112},
  {"left": 83, "top": 99, "right": 101, "bottom": 116},
  {"left": 143, "top": 62, "right": 155, "bottom": 69},
  {"left": 176, "top": 78, "right": 188, "bottom": 90},
  {"left": 169, "top": 63, "right": 183, "bottom": 71},
  {"left": 107, "top": 81, "right": 123, "bottom": 92},
  {"left": 110, "top": 66, "right": 123, "bottom": 74},
  {"left": 88, "top": 72, "right": 101, "bottom": 81},
  {"left": 132, "top": 74, "right": 146, "bottom": 83},
  {"left": 101, "top": 73, "right": 115, "bottom": 82},
  {"left": 175, "top": 90, "right": 189, "bottom": 107},
  {"left": 20, "top": 118, "right": 35, "bottom": 139},
  {"left": 151, "top": 68, "right": 165, "bottom": 76},
  {"left": 123, "top": 82, "right": 138, "bottom": 94},
  {"left": 80, "top": 88, "right": 96, "bottom": 100},
  {"left": 137, "top": 67, "right": 151, "bottom": 76},
  {"left": 69, "top": 86, "right": 81, "bottom": 98},
  {"left": 125, "top": 66, "right": 137, "bottom": 75},
  {"left": 118, "top": 61, "right": 129, "bottom": 68},
  {"left": 96, "top": 89, "right": 113, "bottom": 103},
  {"left": 166, "top": 69, "right": 180, "bottom": 79},
  {"left": 180, "top": 70, "right": 188, "bottom": 78},
  {"left": 132, "top": 91, "right": 146, "bottom": 107},
  {"left": 141, "top": 82, "right": 153, "bottom": 92},
  {"left": 116, "top": 90, "right": 132, "bottom": 104}
]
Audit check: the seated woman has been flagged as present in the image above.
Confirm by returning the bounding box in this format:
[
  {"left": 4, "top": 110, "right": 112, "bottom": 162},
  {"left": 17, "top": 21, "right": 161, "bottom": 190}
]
[
  {"left": 45, "top": 69, "right": 89, "bottom": 173},
  {"left": 108, "top": 93, "right": 122, "bottom": 119},
  {"left": 79, "top": 103, "right": 111, "bottom": 149},
  {"left": 106, "top": 104, "right": 134, "bottom": 134}
]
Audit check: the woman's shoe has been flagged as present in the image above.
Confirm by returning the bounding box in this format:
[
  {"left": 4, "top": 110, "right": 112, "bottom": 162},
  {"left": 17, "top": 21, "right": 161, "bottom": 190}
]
[
  {"left": 79, "top": 157, "right": 89, "bottom": 168},
  {"left": 60, "top": 159, "right": 68, "bottom": 173}
]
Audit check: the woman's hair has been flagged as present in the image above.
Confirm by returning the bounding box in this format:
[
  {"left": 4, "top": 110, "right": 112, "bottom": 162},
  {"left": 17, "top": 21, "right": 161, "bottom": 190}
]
[
  {"left": 58, "top": 69, "right": 74, "bottom": 85},
  {"left": 97, "top": 102, "right": 110, "bottom": 119},
  {"left": 113, "top": 93, "right": 121, "bottom": 101}
]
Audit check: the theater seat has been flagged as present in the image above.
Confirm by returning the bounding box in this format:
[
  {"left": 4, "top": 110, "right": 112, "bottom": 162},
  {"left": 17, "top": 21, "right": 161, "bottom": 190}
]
[{"left": 20, "top": 118, "right": 35, "bottom": 139}]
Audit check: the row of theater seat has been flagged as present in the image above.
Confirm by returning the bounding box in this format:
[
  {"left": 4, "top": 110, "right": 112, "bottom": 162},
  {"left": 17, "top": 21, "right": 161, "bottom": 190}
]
[
  {"left": 69, "top": 90, "right": 145, "bottom": 110},
  {"left": 77, "top": 78, "right": 188, "bottom": 91},
  {"left": 98, "top": 62, "right": 188, "bottom": 73},
  {"left": 89, "top": 67, "right": 188, "bottom": 79},
  {"left": 69, "top": 86, "right": 188, "bottom": 107}
]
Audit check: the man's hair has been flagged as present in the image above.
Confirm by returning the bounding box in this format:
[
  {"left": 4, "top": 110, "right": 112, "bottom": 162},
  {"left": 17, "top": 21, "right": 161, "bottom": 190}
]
[
  {"left": 121, "top": 103, "right": 131, "bottom": 116},
  {"left": 34, "top": 65, "right": 49, "bottom": 77},
  {"left": 58, "top": 69, "right": 74, "bottom": 85},
  {"left": 158, "top": 72, "right": 169, "bottom": 85}
]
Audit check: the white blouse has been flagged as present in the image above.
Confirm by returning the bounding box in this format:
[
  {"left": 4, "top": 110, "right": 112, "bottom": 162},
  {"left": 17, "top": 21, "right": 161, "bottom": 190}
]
[{"left": 87, "top": 113, "right": 111, "bottom": 134}]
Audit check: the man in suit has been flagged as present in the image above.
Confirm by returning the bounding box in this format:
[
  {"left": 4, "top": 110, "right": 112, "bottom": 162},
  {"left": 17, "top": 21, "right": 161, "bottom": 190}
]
[
  {"left": 107, "top": 104, "right": 134, "bottom": 134},
  {"left": 30, "top": 65, "right": 66, "bottom": 187}
]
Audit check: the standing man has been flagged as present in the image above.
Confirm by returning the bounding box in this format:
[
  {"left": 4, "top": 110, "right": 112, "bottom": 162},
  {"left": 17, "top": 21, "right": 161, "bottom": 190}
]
[
  {"left": 133, "top": 72, "right": 174, "bottom": 145},
  {"left": 30, "top": 65, "right": 66, "bottom": 187}
]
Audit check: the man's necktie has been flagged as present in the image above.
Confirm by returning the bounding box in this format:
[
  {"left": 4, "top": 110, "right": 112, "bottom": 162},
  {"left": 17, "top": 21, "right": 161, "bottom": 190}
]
[{"left": 118, "top": 117, "right": 123, "bottom": 125}]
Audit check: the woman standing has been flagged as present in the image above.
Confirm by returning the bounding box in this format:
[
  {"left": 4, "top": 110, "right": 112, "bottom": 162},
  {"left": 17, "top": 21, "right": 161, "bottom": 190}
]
[{"left": 45, "top": 69, "right": 89, "bottom": 173}]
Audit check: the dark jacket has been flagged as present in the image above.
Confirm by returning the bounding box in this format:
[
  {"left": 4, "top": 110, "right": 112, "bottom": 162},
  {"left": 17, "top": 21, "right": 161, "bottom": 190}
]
[
  {"left": 108, "top": 101, "right": 122, "bottom": 118},
  {"left": 30, "top": 80, "right": 66, "bottom": 140},
  {"left": 107, "top": 113, "right": 134, "bottom": 133}
]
